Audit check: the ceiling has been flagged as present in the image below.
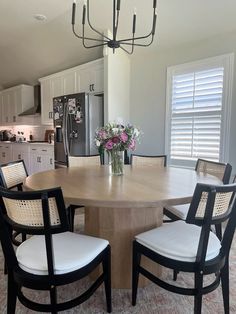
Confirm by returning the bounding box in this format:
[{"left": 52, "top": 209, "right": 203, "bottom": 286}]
[{"left": 1, "top": 0, "right": 236, "bottom": 89}]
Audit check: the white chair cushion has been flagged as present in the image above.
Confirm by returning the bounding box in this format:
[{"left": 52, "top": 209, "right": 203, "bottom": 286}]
[
  {"left": 165, "top": 203, "right": 190, "bottom": 220},
  {"left": 135, "top": 220, "right": 221, "bottom": 262},
  {"left": 16, "top": 232, "right": 109, "bottom": 275}
]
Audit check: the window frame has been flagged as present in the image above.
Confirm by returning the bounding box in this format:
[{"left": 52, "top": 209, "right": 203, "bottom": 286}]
[{"left": 165, "top": 53, "right": 234, "bottom": 168}]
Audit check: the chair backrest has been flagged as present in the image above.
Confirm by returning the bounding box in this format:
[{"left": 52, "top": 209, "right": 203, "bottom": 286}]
[
  {"left": 0, "top": 160, "right": 28, "bottom": 190},
  {"left": 0, "top": 187, "right": 70, "bottom": 275},
  {"left": 186, "top": 183, "right": 236, "bottom": 265},
  {"left": 195, "top": 159, "right": 232, "bottom": 184},
  {"left": 68, "top": 155, "right": 101, "bottom": 167},
  {"left": 130, "top": 154, "right": 167, "bottom": 167}
]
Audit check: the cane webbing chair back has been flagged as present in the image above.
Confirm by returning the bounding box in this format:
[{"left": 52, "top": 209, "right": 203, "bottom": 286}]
[
  {"left": 0, "top": 187, "right": 68, "bottom": 234},
  {"left": 68, "top": 155, "right": 101, "bottom": 167},
  {"left": 2, "top": 197, "right": 60, "bottom": 227},
  {"left": 186, "top": 183, "right": 235, "bottom": 225},
  {"left": 131, "top": 154, "right": 167, "bottom": 167},
  {"left": 193, "top": 191, "right": 233, "bottom": 219},
  {"left": 195, "top": 159, "right": 232, "bottom": 184},
  {"left": 0, "top": 160, "right": 28, "bottom": 190}
]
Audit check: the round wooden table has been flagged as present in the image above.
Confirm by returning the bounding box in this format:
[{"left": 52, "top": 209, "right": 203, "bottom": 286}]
[{"left": 24, "top": 165, "right": 221, "bottom": 289}]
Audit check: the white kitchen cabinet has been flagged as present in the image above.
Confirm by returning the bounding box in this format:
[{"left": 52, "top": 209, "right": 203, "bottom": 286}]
[
  {"left": 29, "top": 144, "right": 54, "bottom": 175},
  {"left": 77, "top": 60, "right": 104, "bottom": 93},
  {"left": 40, "top": 79, "right": 53, "bottom": 125},
  {"left": 63, "top": 71, "right": 76, "bottom": 95},
  {"left": 0, "top": 85, "right": 34, "bottom": 125},
  {"left": 12, "top": 144, "right": 30, "bottom": 172},
  {"left": 39, "top": 58, "right": 104, "bottom": 125},
  {"left": 0, "top": 143, "right": 12, "bottom": 164}
]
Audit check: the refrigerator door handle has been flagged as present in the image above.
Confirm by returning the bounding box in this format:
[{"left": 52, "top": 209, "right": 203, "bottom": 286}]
[{"left": 62, "top": 102, "right": 69, "bottom": 156}]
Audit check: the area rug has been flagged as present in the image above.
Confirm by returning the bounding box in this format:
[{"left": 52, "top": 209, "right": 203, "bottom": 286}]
[{"left": 0, "top": 215, "right": 235, "bottom": 313}]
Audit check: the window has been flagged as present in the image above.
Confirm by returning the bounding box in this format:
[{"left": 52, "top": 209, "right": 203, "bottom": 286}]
[{"left": 165, "top": 54, "right": 234, "bottom": 168}]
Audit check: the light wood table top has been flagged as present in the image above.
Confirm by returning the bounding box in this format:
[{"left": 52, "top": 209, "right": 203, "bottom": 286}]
[
  {"left": 24, "top": 165, "right": 222, "bottom": 289},
  {"left": 24, "top": 165, "right": 222, "bottom": 208}
]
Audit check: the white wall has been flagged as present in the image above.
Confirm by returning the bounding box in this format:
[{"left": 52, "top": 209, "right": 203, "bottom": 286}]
[{"left": 130, "top": 31, "right": 236, "bottom": 173}]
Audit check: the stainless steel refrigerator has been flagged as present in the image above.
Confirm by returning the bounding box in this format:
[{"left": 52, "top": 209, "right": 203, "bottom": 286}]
[{"left": 53, "top": 92, "right": 104, "bottom": 168}]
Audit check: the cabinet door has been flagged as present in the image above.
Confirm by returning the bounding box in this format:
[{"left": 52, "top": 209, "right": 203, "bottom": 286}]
[
  {"left": 76, "top": 61, "right": 104, "bottom": 93},
  {"left": 0, "top": 94, "right": 2, "bottom": 124},
  {"left": 41, "top": 80, "right": 53, "bottom": 125},
  {"left": 8, "top": 90, "right": 18, "bottom": 124},
  {"left": 2, "top": 92, "right": 10, "bottom": 124},
  {"left": 91, "top": 63, "right": 104, "bottom": 93},
  {"left": 41, "top": 154, "right": 54, "bottom": 171},
  {"left": 12, "top": 149, "right": 30, "bottom": 172},
  {"left": 14, "top": 88, "right": 23, "bottom": 124},
  {"left": 51, "top": 76, "right": 63, "bottom": 98},
  {"left": 63, "top": 71, "right": 76, "bottom": 95},
  {"left": 78, "top": 68, "right": 91, "bottom": 93}
]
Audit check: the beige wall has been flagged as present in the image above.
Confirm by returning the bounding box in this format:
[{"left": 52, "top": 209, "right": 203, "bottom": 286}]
[{"left": 130, "top": 31, "right": 236, "bottom": 174}]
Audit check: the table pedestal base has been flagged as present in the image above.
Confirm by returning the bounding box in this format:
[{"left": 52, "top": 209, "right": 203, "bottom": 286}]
[{"left": 84, "top": 206, "right": 163, "bottom": 289}]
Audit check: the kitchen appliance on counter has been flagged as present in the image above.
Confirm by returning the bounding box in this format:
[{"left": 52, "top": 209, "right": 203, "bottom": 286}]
[
  {"left": 0, "top": 130, "right": 14, "bottom": 141},
  {"left": 53, "top": 93, "right": 104, "bottom": 168}
]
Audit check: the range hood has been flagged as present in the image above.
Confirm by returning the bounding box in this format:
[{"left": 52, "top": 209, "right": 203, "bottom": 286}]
[{"left": 19, "top": 85, "right": 41, "bottom": 116}]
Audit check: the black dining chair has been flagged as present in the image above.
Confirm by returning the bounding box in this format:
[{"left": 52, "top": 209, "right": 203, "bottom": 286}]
[
  {"left": 163, "top": 159, "right": 232, "bottom": 237},
  {"left": 0, "top": 159, "right": 29, "bottom": 245},
  {"left": 132, "top": 182, "right": 236, "bottom": 314},
  {"left": 0, "top": 186, "right": 112, "bottom": 313}
]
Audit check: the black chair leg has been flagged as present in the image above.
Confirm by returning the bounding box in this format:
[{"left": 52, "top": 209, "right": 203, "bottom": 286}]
[
  {"left": 221, "top": 259, "right": 229, "bottom": 314},
  {"left": 173, "top": 270, "right": 179, "bottom": 281},
  {"left": 194, "top": 273, "right": 204, "bottom": 314},
  {"left": 21, "top": 233, "right": 26, "bottom": 242},
  {"left": 68, "top": 206, "right": 75, "bottom": 232},
  {"left": 132, "top": 242, "right": 141, "bottom": 306},
  {"left": 102, "top": 246, "right": 112, "bottom": 313},
  {"left": 50, "top": 285, "right": 57, "bottom": 314},
  {"left": 215, "top": 224, "right": 222, "bottom": 240},
  {"left": 7, "top": 273, "right": 17, "bottom": 314}
]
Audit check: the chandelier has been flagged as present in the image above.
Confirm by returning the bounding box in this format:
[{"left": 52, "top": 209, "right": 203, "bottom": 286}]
[{"left": 71, "top": 0, "right": 157, "bottom": 54}]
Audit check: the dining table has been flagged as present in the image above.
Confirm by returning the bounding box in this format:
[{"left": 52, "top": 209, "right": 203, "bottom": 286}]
[{"left": 23, "top": 165, "right": 222, "bottom": 289}]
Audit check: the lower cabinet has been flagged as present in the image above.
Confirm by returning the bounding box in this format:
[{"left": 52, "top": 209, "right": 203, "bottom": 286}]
[
  {"left": 12, "top": 144, "right": 30, "bottom": 172},
  {"left": 29, "top": 145, "right": 54, "bottom": 175},
  {"left": 0, "top": 144, "right": 13, "bottom": 164}
]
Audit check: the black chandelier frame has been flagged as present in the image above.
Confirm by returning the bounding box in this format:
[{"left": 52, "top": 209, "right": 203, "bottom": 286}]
[{"left": 72, "top": 0, "right": 157, "bottom": 54}]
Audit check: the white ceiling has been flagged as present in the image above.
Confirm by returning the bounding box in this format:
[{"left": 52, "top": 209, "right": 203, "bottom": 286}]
[{"left": 1, "top": 0, "right": 236, "bottom": 89}]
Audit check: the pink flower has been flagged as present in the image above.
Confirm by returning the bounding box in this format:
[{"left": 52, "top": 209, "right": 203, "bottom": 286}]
[
  {"left": 120, "top": 132, "right": 128, "bottom": 143},
  {"left": 105, "top": 140, "right": 113, "bottom": 150},
  {"left": 128, "top": 139, "right": 136, "bottom": 150},
  {"left": 99, "top": 130, "right": 107, "bottom": 139},
  {"left": 112, "top": 136, "right": 120, "bottom": 144}
]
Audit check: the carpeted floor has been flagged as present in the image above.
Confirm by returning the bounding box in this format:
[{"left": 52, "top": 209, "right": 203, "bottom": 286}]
[{"left": 0, "top": 215, "right": 236, "bottom": 313}]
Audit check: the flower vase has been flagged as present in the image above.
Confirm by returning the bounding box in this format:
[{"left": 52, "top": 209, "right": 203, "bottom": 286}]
[{"left": 108, "top": 150, "right": 124, "bottom": 176}]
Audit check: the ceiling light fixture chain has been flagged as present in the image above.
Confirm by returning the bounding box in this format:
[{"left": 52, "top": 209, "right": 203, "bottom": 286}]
[{"left": 71, "top": 0, "right": 157, "bottom": 54}]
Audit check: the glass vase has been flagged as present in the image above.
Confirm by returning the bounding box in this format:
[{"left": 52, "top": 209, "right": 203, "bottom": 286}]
[{"left": 108, "top": 150, "right": 124, "bottom": 176}]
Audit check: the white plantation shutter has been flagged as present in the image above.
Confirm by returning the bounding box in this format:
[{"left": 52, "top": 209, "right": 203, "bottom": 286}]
[
  {"left": 171, "top": 68, "right": 223, "bottom": 161},
  {"left": 166, "top": 54, "right": 233, "bottom": 167}
]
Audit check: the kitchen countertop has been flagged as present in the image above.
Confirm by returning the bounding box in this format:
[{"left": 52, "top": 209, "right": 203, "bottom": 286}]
[{"left": 0, "top": 141, "right": 54, "bottom": 146}]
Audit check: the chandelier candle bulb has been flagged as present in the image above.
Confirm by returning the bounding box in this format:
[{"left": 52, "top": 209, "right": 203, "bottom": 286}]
[
  {"left": 72, "top": 1, "right": 76, "bottom": 25},
  {"left": 132, "top": 14, "right": 136, "bottom": 34},
  {"left": 117, "top": 0, "right": 121, "bottom": 11},
  {"left": 82, "top": 5, "right": 86, "bottom": 24}
]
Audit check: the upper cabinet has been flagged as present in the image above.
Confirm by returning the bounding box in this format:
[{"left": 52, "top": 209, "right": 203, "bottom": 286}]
[
  {"left": 0, "top": 85, "right": 34, "bottom": 125},
  {"left": 77, "top": 61, "right": 104, "bottom": 93},
  {"left": 39, "top": 58, "right": 104, "bottom": 125}
]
